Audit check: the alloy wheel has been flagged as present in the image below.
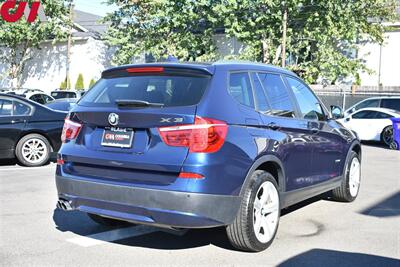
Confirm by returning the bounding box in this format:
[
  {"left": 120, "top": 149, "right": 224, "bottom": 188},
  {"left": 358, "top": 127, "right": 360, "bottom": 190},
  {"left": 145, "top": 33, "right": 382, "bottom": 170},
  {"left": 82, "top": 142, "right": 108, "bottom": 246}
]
[
  {"left": 253, "top": 181, "right": 280, "bottom": 244},
  {"left": 348, "top": 157, "right": 361, "bottom": 197},
  {"left": 21, "top": 138, "right": 48, "bottom": 165}
]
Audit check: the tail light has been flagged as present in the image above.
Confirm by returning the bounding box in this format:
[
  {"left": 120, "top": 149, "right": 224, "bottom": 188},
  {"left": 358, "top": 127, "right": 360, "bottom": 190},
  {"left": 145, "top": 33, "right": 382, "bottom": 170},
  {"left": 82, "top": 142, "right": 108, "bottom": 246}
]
[
  {"left": 61, "top": 119, "right": 82, "bottom": 143},
  {"left": 158, "top": 116, "right": 228, "bottom": 153}
]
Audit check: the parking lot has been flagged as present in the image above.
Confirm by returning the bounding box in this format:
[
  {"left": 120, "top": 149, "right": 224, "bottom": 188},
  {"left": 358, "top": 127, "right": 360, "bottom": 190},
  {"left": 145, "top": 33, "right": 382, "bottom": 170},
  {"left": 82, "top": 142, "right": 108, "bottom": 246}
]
[{"left": 0, "top": 144, "right": 399, "bottom": 266}]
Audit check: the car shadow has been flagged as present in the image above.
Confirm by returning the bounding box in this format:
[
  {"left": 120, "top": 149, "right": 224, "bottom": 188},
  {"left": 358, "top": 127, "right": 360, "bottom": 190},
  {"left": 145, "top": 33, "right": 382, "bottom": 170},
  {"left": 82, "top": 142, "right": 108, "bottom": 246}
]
[
  {"left": 52, "top": 208, "right": 234, "bottom": 251},
  {"left": 0, "top": 158, "right": 56, "bottom": 167},
  {"left": 0, "top": 159, "right": 18, "bottom": 167},
  {"left": 361, "top": 141, "right": 392, "bottom": 150},
  {"left": 53, "top": 193, "right": 329, "bottom": 251},
  {"left": 360, "top": 191, "right": 400, "bottom": 218},
  {"left": 277, "top": 249, "right": 399, "bottom": 267}
]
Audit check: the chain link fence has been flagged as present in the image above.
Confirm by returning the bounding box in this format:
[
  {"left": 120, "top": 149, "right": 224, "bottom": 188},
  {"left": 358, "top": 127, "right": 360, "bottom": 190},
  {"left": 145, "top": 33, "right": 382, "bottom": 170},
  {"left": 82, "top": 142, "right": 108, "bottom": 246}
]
[{"left": 311, "top": 85, "right": 400, "bottom": 110}]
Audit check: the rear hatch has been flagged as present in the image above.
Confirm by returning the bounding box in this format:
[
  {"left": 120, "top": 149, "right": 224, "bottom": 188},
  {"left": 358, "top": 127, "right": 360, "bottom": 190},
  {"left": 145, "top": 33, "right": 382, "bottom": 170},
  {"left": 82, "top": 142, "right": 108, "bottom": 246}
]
[{"left": 63, "top": 65, "right": 212, "bottom": 185}]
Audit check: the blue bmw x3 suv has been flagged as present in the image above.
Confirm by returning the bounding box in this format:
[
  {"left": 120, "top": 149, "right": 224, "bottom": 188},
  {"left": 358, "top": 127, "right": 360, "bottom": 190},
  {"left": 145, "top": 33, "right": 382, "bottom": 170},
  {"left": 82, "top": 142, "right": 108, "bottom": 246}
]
[{"left": 56, "top": 62, "right": 361, "bottom": 252}]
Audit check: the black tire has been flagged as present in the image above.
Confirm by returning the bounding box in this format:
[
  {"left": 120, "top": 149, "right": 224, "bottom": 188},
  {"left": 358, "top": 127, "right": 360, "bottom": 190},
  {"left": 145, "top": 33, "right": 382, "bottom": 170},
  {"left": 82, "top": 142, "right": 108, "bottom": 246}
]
[
  {"left": 381, "top": 126, "right": 394, "bottom": 147},
  {"left": 87, "top": 213, "right": 130, "bottom": 227},
  {"left": 226, "top": 170, "right": 280, "bottom": 252},
  {"left": 332, "top": 151, "right": 361, "bottom": 202},
  {"left": 15, "top": 133, "right": 52, "bottom": 167}
]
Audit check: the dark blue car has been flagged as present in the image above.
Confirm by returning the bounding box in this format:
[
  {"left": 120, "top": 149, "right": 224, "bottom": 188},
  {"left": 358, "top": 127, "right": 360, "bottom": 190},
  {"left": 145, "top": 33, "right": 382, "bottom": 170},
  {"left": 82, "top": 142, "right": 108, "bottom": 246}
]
[{"left": 56, "top": 62, "right": 361, "bottom": 252}]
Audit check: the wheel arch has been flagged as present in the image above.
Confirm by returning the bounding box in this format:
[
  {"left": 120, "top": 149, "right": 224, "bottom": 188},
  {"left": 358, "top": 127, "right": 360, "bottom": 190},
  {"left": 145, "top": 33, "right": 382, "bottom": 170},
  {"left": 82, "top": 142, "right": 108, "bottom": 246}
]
[
  {"left": 349, "top": 140, "right": 362, "bottom": 162},
  {"left": 239, "top": 155, "right": 286, "bottom": 197}
]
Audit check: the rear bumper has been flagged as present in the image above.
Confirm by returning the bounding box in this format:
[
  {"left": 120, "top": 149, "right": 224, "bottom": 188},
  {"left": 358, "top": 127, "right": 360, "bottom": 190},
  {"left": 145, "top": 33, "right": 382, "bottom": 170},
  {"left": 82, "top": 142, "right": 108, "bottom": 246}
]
[{"left": 56, "top": 175, "right": 241, "bottom": 229}]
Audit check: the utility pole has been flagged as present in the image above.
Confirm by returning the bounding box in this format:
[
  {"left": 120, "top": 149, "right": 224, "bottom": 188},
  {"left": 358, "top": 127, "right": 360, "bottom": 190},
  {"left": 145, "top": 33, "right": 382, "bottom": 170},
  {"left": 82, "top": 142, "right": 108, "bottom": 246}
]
[
  {"left": 281, "top": 4, "right": 288, "bottom": 68},
  {"left": 66, "top": 0, "right": 74, "bottom": 90}
]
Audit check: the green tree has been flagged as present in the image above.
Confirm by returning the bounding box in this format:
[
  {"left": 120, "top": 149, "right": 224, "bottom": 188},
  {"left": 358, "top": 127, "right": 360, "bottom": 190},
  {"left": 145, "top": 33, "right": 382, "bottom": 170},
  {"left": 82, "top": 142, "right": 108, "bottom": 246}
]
[
  {"left": 105, "top": 0, "right": 397, "bottom": 84},
  {"left": 104, "top": 0, "right": 218, "bottom": 64},
  {"left": 59, "top": 76, "right": 71, "bottom": 90},
  {"left": 89, "top": 78, "right": 96, "bottom": 88},
  {"left": 0, "top": 0, "right": 71, "bottom": 88},
  {"left": 75, "top": 73, "right": 84, "bottom": 90}
]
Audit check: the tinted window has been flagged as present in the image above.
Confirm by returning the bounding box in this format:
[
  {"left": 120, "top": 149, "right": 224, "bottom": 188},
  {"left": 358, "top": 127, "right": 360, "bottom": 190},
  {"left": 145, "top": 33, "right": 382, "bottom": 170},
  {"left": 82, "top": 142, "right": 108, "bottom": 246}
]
[
  {"left": 381, "top": 99, "right": 400, "bottom": 111},
  {"left": 14, "top": 102, "right": 31, "bottom": 115},
  {"left": 251, "top": 73, "right": 269, "bottom": 111},
  {"left": 81, "top": 75, "right": 210, "bottom": 107},
  {"left": 375, "top": 111, "right": 393, "bottom": 119},
  {"left": 30, "top": 95, "right": 45, "bottom": 104},
  {"left": 42, "top": 95, "right": 53, "bottom": 104},
  {"left": 352, "top": 110, "right": 378, "bottom": 119},
  {"left": 51, "top": 92, "right": 77, "bottom": 99},
  {"left": 0, "top": 99, "right": 12, "bottom": 116},
  {"left": 353, "top": 99, "right": 380, "bottom": 112},
  {"left": 258, "top": 73, "right": 295, "bottom": 118},
  {"left": 286, "top": 77, "right": 325, "bottom": 121},
  {"left": 228, "top": 72, "right": 254, "bottom": 108}
]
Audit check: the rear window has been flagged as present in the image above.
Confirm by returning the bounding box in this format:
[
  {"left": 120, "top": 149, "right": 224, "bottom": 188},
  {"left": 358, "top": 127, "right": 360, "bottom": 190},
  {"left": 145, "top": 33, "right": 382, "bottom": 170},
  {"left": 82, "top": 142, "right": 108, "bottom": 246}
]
[
  {"left": 79, "top": 75, "right": 210, "bottom": 107},
  {"left": 51, "top": 92, "right": 77, "bottom": 99}
]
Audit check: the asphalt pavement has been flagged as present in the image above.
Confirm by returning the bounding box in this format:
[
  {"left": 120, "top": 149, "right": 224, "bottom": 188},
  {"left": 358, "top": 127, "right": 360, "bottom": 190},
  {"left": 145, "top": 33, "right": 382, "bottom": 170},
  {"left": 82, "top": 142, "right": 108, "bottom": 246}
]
[{"left": 0, "top": 144, "right": 399, "bottom": 266}]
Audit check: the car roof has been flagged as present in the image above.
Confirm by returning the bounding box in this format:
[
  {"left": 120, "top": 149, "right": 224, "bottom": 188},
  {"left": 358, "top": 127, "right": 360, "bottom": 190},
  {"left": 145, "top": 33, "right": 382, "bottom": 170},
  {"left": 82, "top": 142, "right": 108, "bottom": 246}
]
[
  {"left": 355, "top": 107, "right": 400, "bottom": 116},
  {"left": 102, "top": 61, "right": 298, "bottom": 77},
  {"left": 51, "top": 90, "right": 78, "bottom": 93},
  {"left": 0, "top": 93, "right": 41, "bottom": 106},
  {"left": 358, "top": 96, "right": 400, "bottom": 100}
]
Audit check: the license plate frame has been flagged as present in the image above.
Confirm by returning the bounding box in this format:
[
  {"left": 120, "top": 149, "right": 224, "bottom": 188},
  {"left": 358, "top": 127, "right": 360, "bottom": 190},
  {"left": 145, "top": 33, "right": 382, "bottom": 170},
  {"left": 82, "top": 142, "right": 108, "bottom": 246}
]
[{"left": 101, "top": 127, "right": 134, "bottom": 148}]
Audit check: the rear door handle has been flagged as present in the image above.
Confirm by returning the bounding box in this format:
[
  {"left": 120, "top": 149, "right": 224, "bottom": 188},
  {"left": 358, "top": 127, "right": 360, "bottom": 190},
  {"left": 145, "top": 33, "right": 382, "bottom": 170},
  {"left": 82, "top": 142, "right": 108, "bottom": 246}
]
[
  {"left": 11, "top": 119, "right": 25, "bottom": 124},
  {"left": 310, "top": 127, "right": 319, "bottom": 134},
  {"left": 267, "top": 122, "right": 280, "bottom": 130}
]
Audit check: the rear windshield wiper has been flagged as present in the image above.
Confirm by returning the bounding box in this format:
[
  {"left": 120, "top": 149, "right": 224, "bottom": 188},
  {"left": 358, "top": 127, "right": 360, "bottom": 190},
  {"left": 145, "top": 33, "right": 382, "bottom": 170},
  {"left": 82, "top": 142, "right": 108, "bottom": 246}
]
[{"left": 115, "top": 100, "right": 164, "bottom": 108}]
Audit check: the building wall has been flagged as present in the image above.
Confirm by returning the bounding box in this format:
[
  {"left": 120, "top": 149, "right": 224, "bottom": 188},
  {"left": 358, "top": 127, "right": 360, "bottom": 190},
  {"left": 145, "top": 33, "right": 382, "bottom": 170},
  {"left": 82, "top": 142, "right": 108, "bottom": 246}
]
[
  {"left": 0, "top": 38, "right": 114, "bottom": 93},
  {"left": 358, "top": 29, "right": 400, "bottom": 86}
]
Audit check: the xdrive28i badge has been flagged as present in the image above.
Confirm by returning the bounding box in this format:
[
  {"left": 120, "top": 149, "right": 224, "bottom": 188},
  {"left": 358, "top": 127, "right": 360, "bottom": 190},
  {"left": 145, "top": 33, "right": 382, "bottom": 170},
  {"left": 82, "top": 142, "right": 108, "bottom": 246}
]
[{"left": 108, "top": 113, "right": 119, "bottom": 126}]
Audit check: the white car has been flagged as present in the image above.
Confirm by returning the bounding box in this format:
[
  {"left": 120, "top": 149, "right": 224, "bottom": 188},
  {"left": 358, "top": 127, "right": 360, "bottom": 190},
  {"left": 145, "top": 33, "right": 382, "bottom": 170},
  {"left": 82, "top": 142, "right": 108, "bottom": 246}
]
[
  {"left": 338, "top": 108, "right": 400, "bottom": 146},
  {"left": 344, "top": 96, "right": 400, "bottom": 116},
  {"left": 6, "top": 89, "right": 54, "bottom": 105}
]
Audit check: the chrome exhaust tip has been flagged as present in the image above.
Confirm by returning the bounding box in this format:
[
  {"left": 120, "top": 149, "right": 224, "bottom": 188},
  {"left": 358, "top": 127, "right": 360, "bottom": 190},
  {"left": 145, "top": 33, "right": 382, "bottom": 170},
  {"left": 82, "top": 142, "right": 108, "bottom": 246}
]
[{"left": 57, "top": 198, "right": 73, "bottom": 211}]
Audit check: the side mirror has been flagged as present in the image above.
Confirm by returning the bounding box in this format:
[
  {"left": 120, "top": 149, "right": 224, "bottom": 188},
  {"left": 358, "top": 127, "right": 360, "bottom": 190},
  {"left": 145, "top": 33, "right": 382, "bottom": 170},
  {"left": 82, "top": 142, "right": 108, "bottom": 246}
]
[{"left": 331, "top": 105, "right": 343, "bottom": 119}]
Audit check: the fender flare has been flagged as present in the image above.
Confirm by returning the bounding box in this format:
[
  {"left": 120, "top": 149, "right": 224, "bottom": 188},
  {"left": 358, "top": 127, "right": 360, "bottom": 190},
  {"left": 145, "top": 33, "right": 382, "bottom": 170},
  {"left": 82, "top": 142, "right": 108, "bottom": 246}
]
[{"left": 239, "top": 154, "right": 286, "bottom": 197}]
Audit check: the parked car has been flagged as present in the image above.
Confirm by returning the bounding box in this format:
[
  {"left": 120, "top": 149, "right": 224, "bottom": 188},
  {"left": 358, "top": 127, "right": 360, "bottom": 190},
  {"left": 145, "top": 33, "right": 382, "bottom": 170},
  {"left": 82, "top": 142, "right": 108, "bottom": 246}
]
[
  {"left": 55, "top": 63, "right": 361, "bottom": 252},
  {"left": 6, "top": 89, "right": 55, "bottom": 105},
  {"left": 344, "top": 96, "right": 400, "bottom": 116},
  {"left": 46, "top": 98, "right": 78, "bottom": 112},
  {"left": 337, "top": 107, "right": 400, "bottom": 146},
  {"left": 51, "top": 90, "right": 86, "bottom": 99},
  {"left": 0, "top": 93, "right": 66, "bottom": 167}
]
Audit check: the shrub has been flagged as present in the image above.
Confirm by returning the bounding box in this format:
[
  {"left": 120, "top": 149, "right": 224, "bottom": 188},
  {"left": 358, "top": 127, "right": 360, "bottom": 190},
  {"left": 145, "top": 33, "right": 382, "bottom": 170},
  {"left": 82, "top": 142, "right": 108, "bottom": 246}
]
[
  {"left": 75, "top": 73, "right": 85, "bottom": 90},
  {"left": 89, "top": 78, "right": 96, "bottom": 88}
]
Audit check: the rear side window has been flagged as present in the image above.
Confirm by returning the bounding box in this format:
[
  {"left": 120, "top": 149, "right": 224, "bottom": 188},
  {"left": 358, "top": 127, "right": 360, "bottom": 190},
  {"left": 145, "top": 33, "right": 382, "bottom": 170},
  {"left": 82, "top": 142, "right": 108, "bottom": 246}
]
[
  {"left": 80, "top": 75, "right": 210, "bottom": 107},
  {"left": 251, "top": 73, "right": 270, "bottom": 112},
  {"left": 381, "top": 99, "right": 400, "bottom": 111},
  {"left": 229, "top": 72, "right": 254, "bottom": 108},
  {"left": 0, "top": 99, "right": 12, "bottom": 116},
  {"left": 30, "top": 94, "right": 46, "bottom": 105},
  {"left": 258, "top": 73, "right": 296, "bottom": 118},
  {"left": 375, "top": 112, "right": 393, "bottom": 119},
  {"left": 14, "top": 102, "right": 31, "bottom": 115}
]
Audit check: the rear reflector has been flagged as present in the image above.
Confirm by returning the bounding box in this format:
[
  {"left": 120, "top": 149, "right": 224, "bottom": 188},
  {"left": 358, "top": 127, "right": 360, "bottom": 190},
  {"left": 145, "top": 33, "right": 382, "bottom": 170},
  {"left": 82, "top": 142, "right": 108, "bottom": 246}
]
[
  {"left": 57, "top": 159, "right": 65, "bottom": 165},
  {"left": 61, "top": 119, "right": 82, "bottom": 143},
  {"left": 158, "top": 116, "right": 228, "bottom": 153},
  {"left": 178, "top": 172, "right": 204, "bottom": 179},
  {"left": 126, "top": 67, "right": 164, "bottom": 73}
]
